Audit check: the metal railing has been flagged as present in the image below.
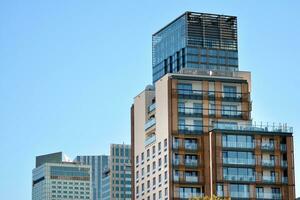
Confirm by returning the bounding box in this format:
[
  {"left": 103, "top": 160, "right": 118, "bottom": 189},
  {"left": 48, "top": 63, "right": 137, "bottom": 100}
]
[
  {"left": 256, "top": 193, "right": 281, "bottom": 199},
  {"left": 178, "top": 125, "right": 203, "bottom": 134},
  {"left": 144, "top": 134, "right": 156, "bottom": 146},
  {"left": 261, "top": 143, "right": 275, "bottom": 150},
  {"left": 213, "top": 122, "right": 293, "bottom": 133}
]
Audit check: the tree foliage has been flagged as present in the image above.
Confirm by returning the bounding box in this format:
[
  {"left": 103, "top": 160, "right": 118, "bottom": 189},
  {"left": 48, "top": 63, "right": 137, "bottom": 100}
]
[{"left": 190, "top": 195, "right": 230, "bottom": 200}]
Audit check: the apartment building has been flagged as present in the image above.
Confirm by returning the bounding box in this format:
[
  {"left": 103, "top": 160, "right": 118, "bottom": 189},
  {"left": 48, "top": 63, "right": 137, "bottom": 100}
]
[{"left": 131, "top": 12, "right": 295, "bottom": 200}]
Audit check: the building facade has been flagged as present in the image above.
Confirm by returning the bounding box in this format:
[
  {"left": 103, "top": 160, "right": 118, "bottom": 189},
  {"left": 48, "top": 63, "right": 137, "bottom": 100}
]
[
  {"left": 132, "top": 12, "right": 295, "bottom": 200},
  {"left": 152, "top": 12, "right": 238, "bottom": 83},
  {"left": 32, "top": 152, "right": 92, "bottom": 200},
  {"left": 102, "top": 144, "right": 132, "bottom": 200},
  {"left": 74, "top": 155, "right": 109, "bottom": 200}
]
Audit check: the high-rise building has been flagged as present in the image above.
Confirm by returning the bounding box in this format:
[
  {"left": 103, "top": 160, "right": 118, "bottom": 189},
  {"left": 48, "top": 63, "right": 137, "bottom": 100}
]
[
  {"left": 74, "top": 155, "right": 109, "bottom": 200},
  {"left": 101, "top": 144, "right": 132, "bottom": 200},
  {"left": 32, "top": 152, "right": 92, "bottom": 200},
  {"left": 152, "top": 12, "right": 238, "bottom": 83},
  {"left": 132, "top": 12, "right": 295, "bottom": 200}
]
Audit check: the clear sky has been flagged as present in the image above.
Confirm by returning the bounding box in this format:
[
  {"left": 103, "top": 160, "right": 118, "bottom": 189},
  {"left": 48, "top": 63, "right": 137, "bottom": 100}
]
[{"left": 0, "top": 0, "right": 299, "bottom": 199}]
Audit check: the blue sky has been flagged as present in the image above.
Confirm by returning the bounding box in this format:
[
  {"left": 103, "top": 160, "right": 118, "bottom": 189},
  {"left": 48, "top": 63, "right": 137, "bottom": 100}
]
[{"left": 0, "top": 0, "right": 299, "bottom": 199}]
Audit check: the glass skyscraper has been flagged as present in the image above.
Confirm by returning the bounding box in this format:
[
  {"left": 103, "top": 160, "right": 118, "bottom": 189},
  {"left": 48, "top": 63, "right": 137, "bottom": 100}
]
[
  {"left": 74, "top": 155, "right": 109, "bottom": 200},
  {"left": 152, "top": 11, "right": 238, "bottom": 83}
]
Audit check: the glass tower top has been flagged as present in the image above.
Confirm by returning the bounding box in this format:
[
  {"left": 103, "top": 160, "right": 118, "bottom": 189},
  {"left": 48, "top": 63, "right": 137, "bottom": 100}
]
[{"left": 152, "top": 11, "right": 239, "bottom": 83}]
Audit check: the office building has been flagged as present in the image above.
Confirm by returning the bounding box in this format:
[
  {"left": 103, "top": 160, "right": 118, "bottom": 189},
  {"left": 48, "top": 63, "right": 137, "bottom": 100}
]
[
  {"left": 152, "top": 12, "right": 238, "bottom": 83},
  {"left": 131, "top": 11, "right": 295, "bottom": 200},
  {"left": 101, "top": 144, "right": 132, "bottom": 200},
  {"left": 32, "top": 152, "right": 92, "bottom": 200},
  {"left": 74, "top": 155, "right": 109, "bottom": 200}
]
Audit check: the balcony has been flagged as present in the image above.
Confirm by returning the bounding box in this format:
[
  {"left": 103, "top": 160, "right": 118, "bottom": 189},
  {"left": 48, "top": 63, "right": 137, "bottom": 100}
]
[
  {"left": 185, "top": 175, "right": 198, "bottom": 183},
  {"left": 175, "top": 88, "right": 248, "bottom": 102},
  {"left": 185, "top": 159, "right": 198, "bottom": 167},
  {"left": 173, "top": 159, "right": 180, "bottom": 166},
  {"left": 230, "top": 192, "right": 250, "bottom": 198},
  {"left": 144, "top": 118, "right": 156, "bottom": 131},
  {"left": 223, "top": 158, "right": 255, "bottom": 165},
  {"left": 176, "top": 89, "right": 203, "bottom": 100},
  {"left": 280, "top": 144, "right": 287, "bottom": 151},
  {"left": 173, "top": 175, "right": 179, "bottom": 182},
  {"left": 282, "top": 177, "right": 288, "bottom": 184},
  {"left": 148, "top": 103, "right": 156, "bottom": 113},
  {"left": 256, "top": 193, "right": 281, "bottom": 199},
  {"left": 261, "top": 143, "right": 275, "bottom": 151},
  {"left": 178, "top": 125, "right": 203, "bottom": 134},
  {"left": 213, "top": 122, "right": 293, "bottom": 134},
  {"left": 262, "top": 160, "right": 275, "bottom": 167},
  {"left": 144, "top": 134, "right": 156, "bottom": 146},
  {"left": 221, "top": 110, "right": 244, "bottom": 119},
  {"left": 222, "top": 142, "right": 254, "bottom": 149},
  {"left": 281, "top": 160, "right": 288, "bottom": 168},
  {"left": 178, "top": 107, "right": 202, "bottom": 117},
  {"left": 185, "top": 143, "right": 198, "bottom": 150},
  {"left": 224, "top": 175, "right": 255, "bottom": 182},
  {"left": 173, "top": 142, "right": 179, "bottom": 149},
  {"left": 262, "top": 176, "right": 276, "bottom": 183}
]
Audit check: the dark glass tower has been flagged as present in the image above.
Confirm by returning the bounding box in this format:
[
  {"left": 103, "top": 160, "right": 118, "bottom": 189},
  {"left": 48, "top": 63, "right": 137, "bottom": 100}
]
[{"left": 152, "top": 11, "right": 238, "bottom": 83}]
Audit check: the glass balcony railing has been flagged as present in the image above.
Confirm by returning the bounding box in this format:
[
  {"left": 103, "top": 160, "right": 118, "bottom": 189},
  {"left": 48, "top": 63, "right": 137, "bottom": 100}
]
[
  {"left": 173, "top": 142, "right": 179, "bottom": 149},
  {"left": 262, "top": 176, "right": 276, "bottom": 183},
  {"left": 230, "top": 192, "right": 250, "bottom": 198},
  {"left": 175, "top": 89, "right": 247, "bottom": 102},
  {"left": 221, "top": 110, "right": 244, "bottom": 118},
  {"left": 281, "top": 160, "right": 288, "bottom": 167},
  {"left": 178, "top": 125, "right": 203, "bottom": 134},
  {"left": 223, "top": 158, "right": 255, "bottom": 165},
  {"left": 185, "top": 159, "right": 198, "bottom": 167},
  {"left": 148, "top": 103, "right": 156, "bottom": 113},
  {"left": 262, "top": 160, "right": 275, "bottom": 167},
  {"left": 185, "top": 143, "right": 198, "bottom": 150},
  {"left": 173, "top": 159, "right": 180, "bottom": 166},
  {"left": 179, "top": 192, "right": 203, "bottom": 199},
  {"left": 178, "top": 107, "right": 202, "bottom": 116},
  {"left": 144, "top": 118, "right": 156, "bottom": 130},
  {"left": 280, "top": 144, "right": 287, "bottom": 151},
  {"left": 185, "top": 176, "right": 198, "bottom": 183},
  {"left": 224, "top": 175, "right": 255, "bottom": 182},
  {"left": 144, "top": 134, "right": 156, "bottom": 146},
  {"left": 261, "top": 143, "right": 275, "bottom": 150},
  {"left": 222, "top": 142, "right": 254, "bottom": 149},
  {"left": 213, "top": 122, "right": 293, "bottom": 133},
  {"left": 173, "top": 175, "right": 179, "bottom": 182},
  {"left": 282, "top": 177, "right": 288, "bottom": 183},
  {"left": 256, "top": 193, "right": 282, "bottom": 199}
]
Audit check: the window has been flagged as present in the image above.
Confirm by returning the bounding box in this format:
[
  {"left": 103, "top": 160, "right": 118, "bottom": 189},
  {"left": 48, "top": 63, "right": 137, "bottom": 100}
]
[
  {"left": 164, "top": 139, "right": 167, "bottom": 149},
  {"left": 141, "top": 153, "right": 144, "bottom": 162},
  {"left": 136, "top": 171, "right": 139, "bottom": 179},
  {"left": 147, "top": 165, "right": 150, "bottom": 173},
  {"left": 177, "top": 83, "right": 192, "bottom": 95},
  {"left": 158, "top": 142, "right": 162, "bottom": 152},
  {"left": 152, "top": 161, "right": 156, "bottom": 170},
  {"left": 136, "top": 186, "right": 139, "bottom": 194},
  {"left": 222, "top": 104, "right": 238, "bottom": 116},
  {"left": 152, "top": 145, "right": 156, "bottom": 155},
  {"left": 159, "top": 158, "right": 162, "bottom": 167},
  {"left": 147, "top": 149, "right": 150, "bottom": 158},
  {"left": 153, "top": 177, "right": 156, "bottom": 186},
  {"left": 164, "top": 155, "right": 167, "bottom": 165},
  {"left": 159, "top": 174, "right": 162, "bottom": 183},
  {"left": 165, "top": 188, "right": 168, "bottom": 196},
  {"left": 223, "top": 85, "right": 237, "bottom": 98},
  {"left": 147, "top": 180, "right": 150, "bottom": 189},
  {"left": 164, "top": 171, "right": 167, "bottom": 181},
  {"left": 142, "top": 168, "right": 145, "bottom": 177},
  {"left": 230, "top": 184, "right": 249, "bottom": 198},
  {"left": 159, "top": 190, "right": 162, "bottom": 199}
]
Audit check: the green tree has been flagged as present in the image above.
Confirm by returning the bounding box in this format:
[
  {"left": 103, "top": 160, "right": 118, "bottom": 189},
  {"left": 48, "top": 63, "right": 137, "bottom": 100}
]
[{"left": 190, "top": 195, "right": 230, "bottom": 200}]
